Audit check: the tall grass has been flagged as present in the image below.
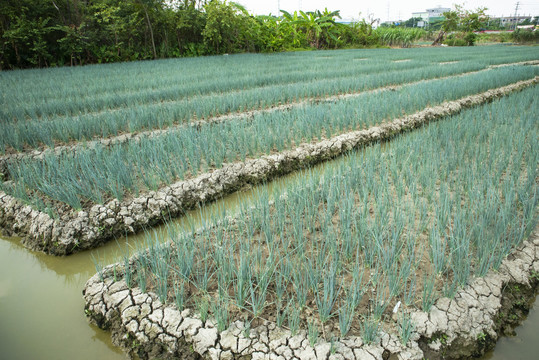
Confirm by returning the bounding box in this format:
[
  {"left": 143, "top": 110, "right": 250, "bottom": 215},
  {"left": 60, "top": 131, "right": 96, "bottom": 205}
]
[{"left": 375, "top": 28, "right": 426, "bottom": 48}]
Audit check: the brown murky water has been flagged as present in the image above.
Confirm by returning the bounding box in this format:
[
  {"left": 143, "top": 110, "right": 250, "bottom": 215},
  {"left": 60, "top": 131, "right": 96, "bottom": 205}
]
[
  {"left": 0, "top": 153, "right": 537, "bottom": 359},
  {"left": 0, "top": 236, "right": 124, "bottom": 360},
  {"left": 0, "top": 158, "right": 309, "bottom": 360},
  {"left": 481, "top": 294, "right": 539, "bottom": 360}
]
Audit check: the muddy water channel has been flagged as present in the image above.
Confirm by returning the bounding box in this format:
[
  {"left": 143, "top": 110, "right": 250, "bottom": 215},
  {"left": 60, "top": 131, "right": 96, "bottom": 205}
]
[
  {"left": 482, "top": 294, "right": 539, "bottom": 360},
  {"left": 1, "top": 154, "right": 538, "bottom": 359},
  {"left": 0, "top": 157, "right": 319, "bottom": 359},
  {"left": 0, "top": 236, "right": 124, "bottom": 360}
]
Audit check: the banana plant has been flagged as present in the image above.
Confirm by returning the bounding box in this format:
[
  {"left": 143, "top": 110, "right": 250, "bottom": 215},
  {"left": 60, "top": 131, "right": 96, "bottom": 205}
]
[
  {"left": 279, "top": 10, "right": 303, "bottom": 48},
  {"left": 293, "top": 8, "right": 341, "bottom": 49},
  {"left": 317, "top": 8, "right": 343, "bottom": 48}
]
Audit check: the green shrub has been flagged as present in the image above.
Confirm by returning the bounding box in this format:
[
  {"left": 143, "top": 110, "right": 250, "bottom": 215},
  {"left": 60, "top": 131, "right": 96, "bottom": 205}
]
[
  {"left": 444, "top": 32, "right": 477, "bottom": 46},
  {"left": 444, "top": 35, "right": 468, "bottom": 46},
  {"left": 464, "top": 32, "right": 477, "bottom": 45},
  {"left": 512, "top": 29, "right": 539, "bottom": 43}
]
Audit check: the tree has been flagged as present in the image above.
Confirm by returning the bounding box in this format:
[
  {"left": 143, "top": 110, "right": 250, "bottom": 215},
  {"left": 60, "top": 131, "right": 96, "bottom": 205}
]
[
  {"left": 174, "top": 0, "right": 206, "bottom": 56},
  {"left": 55, "top": 24, "right": 87, "bottom": 66},
  {"left": 202, "top": 0, "right": 246, "bottom": 54},
  {"left": 2, "top": 0, "right": 463, "bottom": 69},
  {"left": 279, "top": 10, "right": 305, "bottom": 48},
  {"left": 2, "top": 14, "right": 54, "bottom": 67},
  {"left": 293, "top": 9, "right": 341, "bottom": 49},
  {"left": 91, "top": 3, "right": 126, "bottom": 60},
  {"left": 253, "top": 15, "right": 281, "bottom": 52},
  {"left": 0, "top": 0, "right": 64, "bottom": 68},
  {"left": 432, "top": 5, "right": 487, "bottom": 45},
  {"left": 316, "top": 8, "right": 343, "bottom": 48},
  {"left": 132, "top": 0, "right": 165, "bottom": 59},
  {"left": 342, "top": 16, "right": 380, "bottom": 47},
  {"left": 280, "top": 8, "right": 342, "bottom": 49}
]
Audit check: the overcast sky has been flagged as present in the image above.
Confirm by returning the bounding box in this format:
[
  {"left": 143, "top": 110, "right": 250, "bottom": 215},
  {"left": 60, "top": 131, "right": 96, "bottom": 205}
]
[{"left": 235, "top": 1, "right": 539, "bottom": 22}]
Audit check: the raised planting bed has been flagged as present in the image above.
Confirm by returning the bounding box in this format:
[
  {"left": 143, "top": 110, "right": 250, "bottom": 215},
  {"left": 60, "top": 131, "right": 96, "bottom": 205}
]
[
  {"left": 84, "top": 87, "right": 539, "bottom": 359},
  {"left": 2, "top": 46, "right": 537, "bottom": 153},
  {"left": 0, "top": 57, "right": 477, "bottom": 153},
  {"left": 0, "top": 70, "right": 537, "bottom": 255},
  {"left": 3, "top": 60, "right": 538, "bottom": 175}
]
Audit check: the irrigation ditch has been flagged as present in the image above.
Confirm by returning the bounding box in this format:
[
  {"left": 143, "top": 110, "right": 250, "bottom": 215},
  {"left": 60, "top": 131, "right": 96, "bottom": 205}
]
[
  {"left": 0, "top": 77, "right": 537, "bottom": 255},
  {"left": 83, "top": 222, "right": 539, "bottom": 360},
  {"left": 1, "top": 59, "right": 538, "bottom": 177}
]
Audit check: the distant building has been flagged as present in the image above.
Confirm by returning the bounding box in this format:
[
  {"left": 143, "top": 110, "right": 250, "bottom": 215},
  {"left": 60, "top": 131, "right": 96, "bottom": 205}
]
[
  {"left": 381, "top": 19, "right": 405, "bottom": 27},
  {"left": 411, "top": 11, "right": 428, "bottom": 23},
  {"left": 426, "top": 7, "right": 451, "bottom": 18},
  {"left": 412, "top": 6, "right": 451, "bottom": 27},
  {"left": 489, "top": 15, "right": 532, "bottom": 27}
]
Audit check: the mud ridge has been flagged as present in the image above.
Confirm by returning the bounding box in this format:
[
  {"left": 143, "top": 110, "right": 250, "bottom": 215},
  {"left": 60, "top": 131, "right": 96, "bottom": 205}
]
[
  {"left": 0, "top": 77, "right": 537, "bottom": 255},
  {"left": 1, "top": 59, "right": 538, "bottom": 178},
  {"left": 82, "top": 224, "right": 539, "bottom": 360}
]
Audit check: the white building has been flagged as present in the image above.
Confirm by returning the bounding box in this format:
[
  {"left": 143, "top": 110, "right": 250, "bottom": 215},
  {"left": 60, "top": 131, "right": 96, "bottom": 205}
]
[
  {"left": 412, "top": 6, "right": 451, "bottom": 27},
  {"left": 426, "top": 7, "right": 451, "bottom": 18}
]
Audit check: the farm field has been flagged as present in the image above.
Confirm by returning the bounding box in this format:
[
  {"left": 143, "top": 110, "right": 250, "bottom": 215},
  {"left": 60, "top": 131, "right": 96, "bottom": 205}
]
[
  {"left": 0, "top": 46, "right": 538, "bottom": 360},
  {"left": 86, "top": 83, "right": 539, "bottom": 360},
  {"left": 1, "top": 46, "right": 538, "bottom": 256},
  {"left": 3, "top": 65, "right": 537, "bottom": 210},
  {"left": 1, "top": 46, "right": 538, "bottom": 153}
]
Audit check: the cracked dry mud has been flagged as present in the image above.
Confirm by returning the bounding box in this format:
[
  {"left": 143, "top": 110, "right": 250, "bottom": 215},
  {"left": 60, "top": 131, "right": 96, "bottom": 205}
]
[
  {"left": 1, "top": 77, "right": 537, "bottom": 255},
  {"left": 83, "top": 226, "right": 539, "bottom": 360}
]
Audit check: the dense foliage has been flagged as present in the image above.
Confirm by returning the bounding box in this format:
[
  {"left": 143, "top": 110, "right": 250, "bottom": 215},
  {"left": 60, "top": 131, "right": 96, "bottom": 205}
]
[
  {"left": 0, "top": 0, "right": 428, "bottom": 70},
  {"left": 511, "top": 28, "right": 539, "bottom": 43}
]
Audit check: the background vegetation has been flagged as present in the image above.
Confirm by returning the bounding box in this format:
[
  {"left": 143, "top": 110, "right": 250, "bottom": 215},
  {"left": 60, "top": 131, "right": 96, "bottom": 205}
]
[
  {"left": 0, "top": 0, "right": 426, "bottom": 69},
  {"left": 1, "top": 1, "right": 534, "bottom": 70}
]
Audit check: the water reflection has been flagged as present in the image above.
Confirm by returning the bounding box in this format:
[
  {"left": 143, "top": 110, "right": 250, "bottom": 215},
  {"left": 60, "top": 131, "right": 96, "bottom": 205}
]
[
  {"left": 0, "top": 236, "right": 124, "bottom": 360},
  {"left": 481, "top": 294, "right": 538, "bottom": 360}
]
